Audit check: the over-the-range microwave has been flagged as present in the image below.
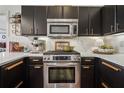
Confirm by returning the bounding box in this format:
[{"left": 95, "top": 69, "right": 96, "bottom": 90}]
[{"left": 47, "top": 19, "right": 78, "bottom": 38}]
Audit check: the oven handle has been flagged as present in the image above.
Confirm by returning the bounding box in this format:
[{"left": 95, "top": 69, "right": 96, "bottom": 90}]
[{"left": 45, "top": 63, "right": 78, "bottom": 67}]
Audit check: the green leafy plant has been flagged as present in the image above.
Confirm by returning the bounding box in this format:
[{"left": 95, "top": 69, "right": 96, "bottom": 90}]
[{"left": 99, "top": 44, "right": 113, "bottom": 49}]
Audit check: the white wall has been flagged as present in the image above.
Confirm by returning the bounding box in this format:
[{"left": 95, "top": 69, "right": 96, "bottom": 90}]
[{"left": 0, "top": 5, "right": 21, "bottom": 15}]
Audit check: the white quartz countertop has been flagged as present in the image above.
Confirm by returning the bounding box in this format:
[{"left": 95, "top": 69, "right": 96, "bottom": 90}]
[
  {"left": 0, "top": 52, "right": 43, "bottom": 66},
  {"left": 81, "top": 53, "right": 124, "bottom": 66},
  {"left": 0, "top": 52, "right": 124, "bottom": 66}
]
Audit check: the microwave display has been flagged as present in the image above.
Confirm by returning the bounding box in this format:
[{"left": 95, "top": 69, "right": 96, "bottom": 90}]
[{"left": 50, "top": 25, "right": 69, "bottom": 34}]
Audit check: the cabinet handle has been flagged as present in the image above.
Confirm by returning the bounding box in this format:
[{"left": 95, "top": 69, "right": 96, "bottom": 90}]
[
  {"left": 110, "top": 25, "right": 113, "bottom": 32},
  {"left": 116, "top": 23, "right": 119, "bottom": 32},
  {"left": 102, "top": 62, "right": 121, "bottom": 72},
  {"left": 36, "top": 28, "right": 38, "bottom": 34},
  {"left": 30, "top": 28, "right": 33, "bottom": 34},
  {"left": 32, "top": 59, "right": 40, "bottom": 62},
  {"left": 84, "top": 59, "right": 91, "bottom": 62},
  {"left": 15, "top": 81, "right": 23, "bottom": 88},
  {"left": 82, "top": 65, "right": 90, "bottom": 69},
  {"left": 5, "top": 61, "right": 23, "bottom": 70},
  {"left": 101, "top": 82, "right": 109, "bottom": 88},
  {"left": 91, "top": 28, "right": 93, "bottom": 35},
  {"left": 86, "top": 28, "right": 88, "bottom": 35},
  {"left": 34, "top": 65, "right": 42, "bottom": 69}
]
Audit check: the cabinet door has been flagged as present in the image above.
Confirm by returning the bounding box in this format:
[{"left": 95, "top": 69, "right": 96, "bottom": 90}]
[
  {"left": 81, "top": 65, "right": 94, "bottom": 88},
  {"left": 116, "top": 5, "right": 124, "bottom": 32},
  {"left": 102, "top": 5, "right": 115, "bottom": 35},
  {"left": 21, "top": 6, "right": 34, "bottom": 35},
  {"left": 89, "top": 7, "right": 102, "bottom": 36},
  {"left": 47, "top": 6, "right": 62, "bottom": 18},
  {"left": 100, "top": 61, "right": 124, "bottom": 88},
  {"left": 78, "top": 7, "right": 89, "bottom": 36},
  {"left": 28, "top": 65, "right": 43, "bottom": 88},
  {"left": 34, "top": 6, "right": 47, "bottom": 36},
  {"left": 63, "top": 6, "right": 78, "bottom": 18},
  {"left": 0, "top": 60, "right": 25, "bottom": 88}
]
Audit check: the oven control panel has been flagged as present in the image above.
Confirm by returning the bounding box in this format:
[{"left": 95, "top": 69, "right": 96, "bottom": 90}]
[{"left": 43, "top": 55, "right": 81, "bottom": 62}]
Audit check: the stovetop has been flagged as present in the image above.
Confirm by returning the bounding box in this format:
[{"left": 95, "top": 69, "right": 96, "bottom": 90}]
[{"left": 43, "top": 50, "right": 80, "bottom": 55}]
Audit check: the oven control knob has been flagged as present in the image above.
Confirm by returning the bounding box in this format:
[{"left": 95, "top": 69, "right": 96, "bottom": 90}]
[
  {"left": 74, "top": 58, "right": 77, "bottom": 61},
  {"left": 78, "top": 57, "right": 81, "bottom": 61},
  {"left": 43, "top": 57, "right": 46, "bottom": 60},
  {"left": 47, "top": 57, "right": 50, "bottom": 60}
]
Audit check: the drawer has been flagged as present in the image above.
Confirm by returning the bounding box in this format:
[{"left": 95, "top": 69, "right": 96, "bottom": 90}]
[
  {"left": 0, "top": 59, "right": 25, "bottom": 88},
  {"left": 81, "top": 57, "right": 95, "bottom": 65},
  {"left": 29, "top": 57, "right": 43, "bottom": 65},
  {"left": 100, "top": 60, "right": 124, "bottom": 88}
]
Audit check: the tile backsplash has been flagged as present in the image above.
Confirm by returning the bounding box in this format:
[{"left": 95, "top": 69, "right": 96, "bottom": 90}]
[
  {"left": 7, "top": 33, "right": 124, "bottom": 54},
  {"left": 104, "top": 33, "right": 124, "bottom": 53},
  {"left": 8, "top": 36, "right": 104, "bottom": 53}
]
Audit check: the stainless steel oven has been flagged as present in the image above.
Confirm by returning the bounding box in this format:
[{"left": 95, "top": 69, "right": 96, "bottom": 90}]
[
  {"left": 43, "top": 51, "right": 81, "bottom": 88},
  {"left": 47, "top": 19, "right": 78, "bottom": 37}
]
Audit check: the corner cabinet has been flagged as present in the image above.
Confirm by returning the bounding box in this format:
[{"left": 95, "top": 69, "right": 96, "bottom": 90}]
[
  {"left": 0, "top": 59, "right": 25, "bottom": 88},
  {"left": 78, "top": 7, "right": 102, "bottom": 36},
  {"left": 100, "top": 59, "right": 124, "bottom": 88},
  {"left": 102, "top": 5, "right": 124, "bottom": 35},
  {"left": 116, "top": 5, "right": 124, "bottom": 33},
  {"left": 21, "top": 6, "right": 47, "bottom": 36}
]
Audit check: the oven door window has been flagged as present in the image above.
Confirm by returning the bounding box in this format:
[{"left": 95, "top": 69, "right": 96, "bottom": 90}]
[
  {"left": 49, "top": 67, "right": 75, "bottom": 83},
  {"left": 50, "top": 25, "right": 69, "bottom": 34}
]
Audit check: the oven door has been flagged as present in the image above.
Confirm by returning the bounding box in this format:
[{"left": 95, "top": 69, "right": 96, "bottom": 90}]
[
  {"left": 43, "top": 62, "right": 80, "bottom": 88},
  {"left": 47, "top": 23, "right": 71, "bottom": 37}
]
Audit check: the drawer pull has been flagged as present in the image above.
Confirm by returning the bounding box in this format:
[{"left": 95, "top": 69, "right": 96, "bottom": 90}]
[
  {"left": 15, "top": 81, "right": 23, "bottom": 88},
  {"left": 34, "top": 65, "right": 41, "bottom": 69},
  {"left": 101, "top": 82, "right": 108, "bottom": 88},
  {"left": 82, "top": 66, "right": 90, "bottom": 69},
  {"left": 102, "top": 62, "right": 121, "bottom": 72},
  {"left": 84, "top": 59, "right": 91, "bottom": 62},
  {"left": 32, "top": 59, "right": 39, "bottom": 62},
  {"left": 5, "top": 61, "right": 23, "bottom": 70}
]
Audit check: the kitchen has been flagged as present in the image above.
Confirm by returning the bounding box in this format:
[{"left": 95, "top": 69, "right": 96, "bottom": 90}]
[{"left": 0, "top": 5, "right": 124, "bottom": 89}]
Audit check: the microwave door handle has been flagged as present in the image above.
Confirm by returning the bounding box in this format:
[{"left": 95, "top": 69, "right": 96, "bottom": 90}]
[{"left": 72, "top": 24, "right": 77, "bottom": 35}]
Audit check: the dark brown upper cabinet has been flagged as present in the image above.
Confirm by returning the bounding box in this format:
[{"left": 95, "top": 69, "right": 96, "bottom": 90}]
[
  {"left": 102, "top": 5, "right": 116, "bottom": 35},
  {"left": 47, "top": 6, "right": 63, "bottom": 18},
  {"left": 21, "top": 6, "right": 34, "bottom": 35},
  {"left": 102, "top": 5, "right": 124, "bottom": 35},
  {"left": 78, "top": 7, "right": 102, "bottom": 36},
  {"left": 21, "top": 6, "right": 47, "bottom": 36},
  {"left": 89, "top": 7, "right": 102, "bottom": 36},
  {"left": 47, "top": 6, "right": 78, "bottom": 18},
  {"left": 116, "top": 5, "right": 124, "bottom": 32},
  {"left": 78, "top": 7, "right": 89, "bottom": 36},
  {"left": 34, "top": 6, "right": 47, "bottom": 35},
  {"left": 63, "top": 6, "right": 78, "bottom": 18}
]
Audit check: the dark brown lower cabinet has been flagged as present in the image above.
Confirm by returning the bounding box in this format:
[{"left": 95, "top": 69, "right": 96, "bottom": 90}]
[
  {"left": 81, "top": 65, "right": 94, "bottom": 88},
  {"left": 100, "top": 60, "right": 124, "bottom": 88},
  {"left": 27, "top": 57, "right": 43, "bottom": 88},
  {"left": 28, "top": 65, "right": 43, "bottom": 88},
  {"left": 0, "top": 59, "right": 25, "bottom": 88},
  {"left": 81, "top": 57, "right": 95, "bottom": 88}
]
